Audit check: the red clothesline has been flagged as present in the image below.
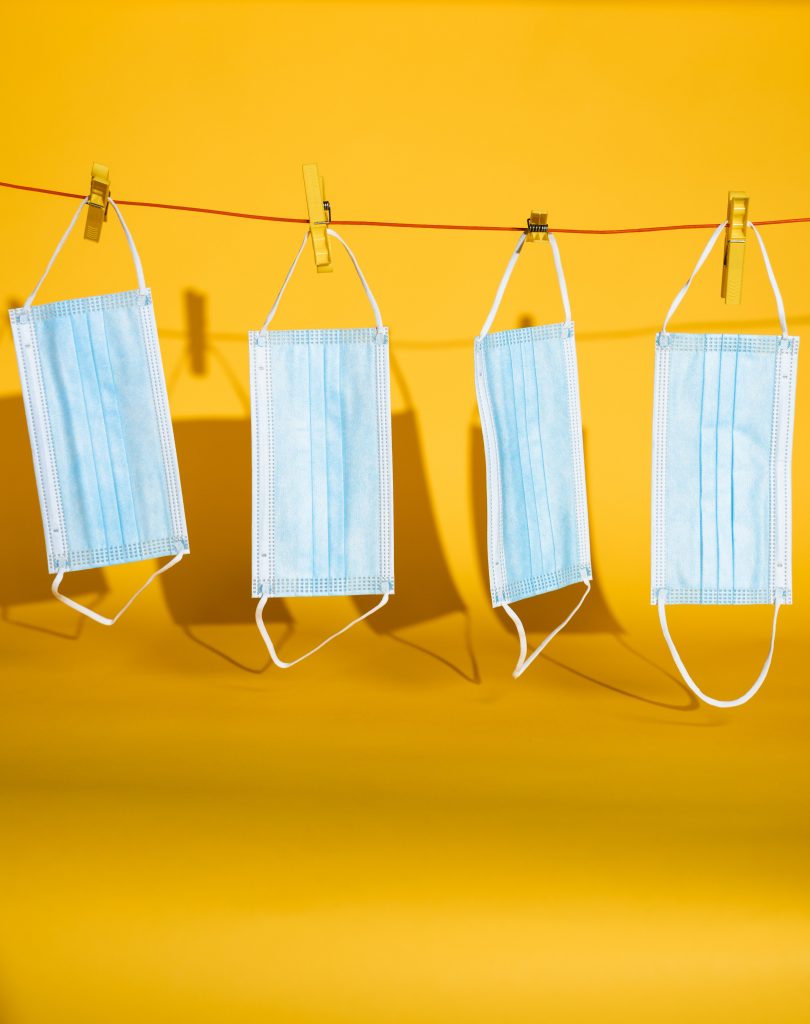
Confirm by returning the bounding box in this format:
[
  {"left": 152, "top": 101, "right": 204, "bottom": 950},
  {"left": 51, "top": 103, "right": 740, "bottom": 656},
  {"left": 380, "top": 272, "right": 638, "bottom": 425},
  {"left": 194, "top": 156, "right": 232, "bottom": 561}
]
[{"left": 2, "top": 178, "right": 809, "bottom": 234}]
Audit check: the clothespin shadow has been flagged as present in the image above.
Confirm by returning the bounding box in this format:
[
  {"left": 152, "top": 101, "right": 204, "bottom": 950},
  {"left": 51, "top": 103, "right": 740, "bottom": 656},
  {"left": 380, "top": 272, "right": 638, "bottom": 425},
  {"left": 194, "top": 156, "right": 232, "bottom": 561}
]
[
  {"left": 353, "top": 351, "right": 480, "bottom": 684},
  {"left": 158, "top": 291, "right": 290, "bottom": 674},
  {"left": 164, "top": 289, "right": 250, "bottom": 409},
  {"left": 469, "top": 315, "right": 697, "bottom": 710},
  {"left": 0, "top": 393, "right": 107, "bottom": 638},
  {"left": 185, "top": 289, "right": 207, "bottom": 376}
]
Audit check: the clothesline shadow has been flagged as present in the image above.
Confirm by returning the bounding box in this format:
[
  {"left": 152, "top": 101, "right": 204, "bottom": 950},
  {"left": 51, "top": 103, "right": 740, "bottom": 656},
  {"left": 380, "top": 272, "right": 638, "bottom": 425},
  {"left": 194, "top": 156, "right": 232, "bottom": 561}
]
[
  {"left": 0, "top": 394, "right": 107, "bottom": 639},
  {"left": 469, "top": 410, "right": 698, "bottom": 711},
  {"left": 391, "top": 314, "right": 810, "bottom": 350}
]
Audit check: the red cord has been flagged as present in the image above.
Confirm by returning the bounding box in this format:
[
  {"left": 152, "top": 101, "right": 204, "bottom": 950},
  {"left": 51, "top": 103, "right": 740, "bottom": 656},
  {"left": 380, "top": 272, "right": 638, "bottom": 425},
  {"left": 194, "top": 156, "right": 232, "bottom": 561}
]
[{"left": 2, "top": 179, "right": 809, "bottom": 234}]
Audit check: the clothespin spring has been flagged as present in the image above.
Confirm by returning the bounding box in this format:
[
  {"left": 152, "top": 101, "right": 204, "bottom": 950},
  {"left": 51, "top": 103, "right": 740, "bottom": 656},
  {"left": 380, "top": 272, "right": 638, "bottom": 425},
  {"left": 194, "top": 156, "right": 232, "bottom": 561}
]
[{"left": 526, "top": 209, "right": 549, "bottom": 242}]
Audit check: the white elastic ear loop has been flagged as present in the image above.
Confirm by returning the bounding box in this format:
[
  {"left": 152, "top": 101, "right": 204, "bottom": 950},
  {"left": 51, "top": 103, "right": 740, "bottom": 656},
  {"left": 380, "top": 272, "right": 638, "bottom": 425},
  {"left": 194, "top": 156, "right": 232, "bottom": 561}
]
[
  {"left": 256, "top": 591, "right": 390, "bottom": 669},
  {"left": 260, "top": 229, "right": 384, "bottom": 333},
  {"left": 25, "top": 198, "right": 89, "bottom": 308},
  {"left": 548, "top": 233, "right": 573, "bottom": 323},
  {"left": 107, "top": 197, "right": 148, "bottom": 293},
  {"left": 657, "top": 591, "right": 782, "bottom": 709},
  {"left": 24, "top": 195, "right": 148, "bottom": 309},
  {"left": 479, "top": 232, "right": 527, "bottom": 339},
  {"left": 326, "top": 228, "right": 384, "bottom": 331},
  {"left": 51, "top": 548, "right": 186, "bottom": 626},
  {"left": 662, "top": 220, "right": 790, "bottom": 337},
  {"left": 747, "top": 222, "right": 789, "bottom": 337},
  {"left": 661, "top": 221, "right": 727, "bottom": 334},
  {"left": 478, "top": 230, "right": 572, "bottom": 340},
  {"left": 501, "top": 573, "right": 591, "bottom": 679},
  {"left": 260, "top": 231, "right": 310, "bottom": 330}
]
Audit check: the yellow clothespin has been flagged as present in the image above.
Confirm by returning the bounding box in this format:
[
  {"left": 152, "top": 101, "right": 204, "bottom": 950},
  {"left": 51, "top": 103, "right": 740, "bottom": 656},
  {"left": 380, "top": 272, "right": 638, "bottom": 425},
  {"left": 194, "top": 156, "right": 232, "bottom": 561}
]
[
  {"left": 721, "top": 191, "right": 749, "bottom": 304},
  {"left": 302, "top": 163, "right": 332, "bottom": 273},
  {"left": 525, "top": 209, "right": 549, "bottom": 242},
  {"left": 84, "top": 163, "right": 111, "bottom": 243}
]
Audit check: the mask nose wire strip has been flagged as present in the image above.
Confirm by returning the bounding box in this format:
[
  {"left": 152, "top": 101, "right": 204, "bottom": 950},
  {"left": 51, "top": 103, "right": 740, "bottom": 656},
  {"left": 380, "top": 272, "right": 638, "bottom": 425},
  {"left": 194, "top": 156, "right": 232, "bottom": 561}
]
[
  {"left": 255, "top": 590, "right": 390, "bottom": 669},
  {"left": 657, "top": 591, "right": 783, "bottom": 709},
  {"left": 502, "top": 572, "right": 591, "bottom": 679},
  {"left": 51, "top": 548, "right": 186, "bottom": 626}
]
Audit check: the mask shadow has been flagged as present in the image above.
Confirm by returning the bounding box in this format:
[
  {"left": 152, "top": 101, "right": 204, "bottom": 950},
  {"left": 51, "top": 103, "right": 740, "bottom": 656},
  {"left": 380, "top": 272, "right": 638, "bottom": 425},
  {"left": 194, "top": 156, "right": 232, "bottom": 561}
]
[
  {"left": 0, "top": 395, "right": 107, "bottom": 638},
  {"left": 159, "top": 418, "right": 290, "bottom": 672},
  {"left": 470, "top": 418, "right": 698, "bottom": 710},
  {"left": 353, "top": 408, "right": 479, "bottom": 684}
]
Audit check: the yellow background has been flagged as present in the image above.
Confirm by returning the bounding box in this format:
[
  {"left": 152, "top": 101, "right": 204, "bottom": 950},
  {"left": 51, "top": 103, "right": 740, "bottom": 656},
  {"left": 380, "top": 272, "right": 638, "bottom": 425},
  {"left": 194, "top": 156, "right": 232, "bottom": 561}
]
[{"left": 1, "top": 1, "right": 809, "bottom": 1020}]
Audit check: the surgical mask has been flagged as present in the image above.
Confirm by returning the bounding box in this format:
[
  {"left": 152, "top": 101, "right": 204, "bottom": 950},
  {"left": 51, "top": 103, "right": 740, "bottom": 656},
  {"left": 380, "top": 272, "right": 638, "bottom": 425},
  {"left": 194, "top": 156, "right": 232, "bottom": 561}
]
[
  {"left": 652, "top": 222, "right": 798, "bottom": 707},
  {"left": 8, "top": 197, "right": 189, "bottom": 624},
  {"left": 475, "top": 232, "right": 592, "bottom": 678},
  {"left": 251, "top": 229, "right": 394, "bottom": 667}
]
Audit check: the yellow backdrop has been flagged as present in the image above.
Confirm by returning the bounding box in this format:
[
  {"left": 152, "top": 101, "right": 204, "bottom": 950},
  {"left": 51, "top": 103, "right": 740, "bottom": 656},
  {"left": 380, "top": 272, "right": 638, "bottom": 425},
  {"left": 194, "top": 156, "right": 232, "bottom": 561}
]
[{"left": 1, "top": 2, "right": 809, "bottom": 1021}]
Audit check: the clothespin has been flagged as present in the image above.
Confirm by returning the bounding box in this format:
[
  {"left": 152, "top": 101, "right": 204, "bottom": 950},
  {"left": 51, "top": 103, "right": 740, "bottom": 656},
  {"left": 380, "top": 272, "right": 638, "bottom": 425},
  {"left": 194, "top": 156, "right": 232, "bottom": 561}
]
[
  {"left": 83, "top": 163, "right": 111, "bottom": 243},
  {"left": 721, "top": 191, "right": 749, "bottom": 304},
  {"left": 302, "top": 163, "right": 332, "bottom": 273},
  {"left": 525, "top": 209, "right": 549, "bottom": 242}
]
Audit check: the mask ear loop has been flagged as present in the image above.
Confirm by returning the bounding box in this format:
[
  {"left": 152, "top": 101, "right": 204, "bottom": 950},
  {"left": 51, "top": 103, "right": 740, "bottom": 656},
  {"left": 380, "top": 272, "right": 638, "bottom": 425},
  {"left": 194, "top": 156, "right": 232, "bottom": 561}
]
[
  {"left": 259, "top": 229, "right": 384, "bottom": 333},
  {"left": 255, "top": 229, "right": 390, "bottom": 667},
  {"left": 51, "top": 546, "right": 186, "bottom": 626},
  {"left": 256, "top": 590, "right": 390, "bottom": 669},
  {"left": 24, "top": 196, "right": 148, "bottom": 309},
  {"left": 25, "top": 195, "right": 184, "bottom": 623},
  {"left": 661, "top": 220, "right": 789, "bottom": 337},
  {"left": 501, "top": 573, "right": 591, "bottom": 679},
  {"left": 478, "top": 231, "right": 586, "bottom": 678},
  {"left": 656, "top": 221, "right": 791, "bottom": 705},
  {"left": 657, "top": 591, "right": 782, "bottom": 708},
  {"left": 477, "top": 231, "right": 572, "bottom": 341}
]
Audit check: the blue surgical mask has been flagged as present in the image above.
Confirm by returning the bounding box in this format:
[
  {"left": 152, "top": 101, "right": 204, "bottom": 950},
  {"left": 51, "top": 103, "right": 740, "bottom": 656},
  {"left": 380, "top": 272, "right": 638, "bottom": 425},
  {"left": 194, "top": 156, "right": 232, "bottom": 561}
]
[
  {"left": 251, "top": 229, "right": 394, "bottom": 667},
  {"left": 652, "top": 222, "right": 799, "bottom": 707},
  {"left": 475, "top": 232, "right": 592, "bottom": 677},
  {"left": 8, "top": 197, "right": 189, "bottom": 624}
]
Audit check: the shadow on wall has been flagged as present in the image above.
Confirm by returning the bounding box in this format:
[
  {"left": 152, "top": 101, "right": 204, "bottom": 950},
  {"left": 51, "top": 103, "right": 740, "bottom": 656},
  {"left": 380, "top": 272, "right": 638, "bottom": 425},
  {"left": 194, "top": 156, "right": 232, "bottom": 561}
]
[
  {"left": 352, "top": 409, "right": 479, "bottom": 683},
  {"left": 158, "top": 290, "right": 284, "bottom": 671},
  {"left": 360, "top": 409, "right": 465, "bottom": 630},
  {"left": 159, "top": 419, "right": 292, "bottom": 666},
  {"left": 185, "top": 288, "right": 207, "bottom": 377},
  {"left": 0, "top": 395, "right": 107, "bottom": 631},
  {"left": 470, "top": 412, "right": 697, "bottom": 710},
  {"left": 470, "top": 421, "right": 623, "bottom": 635},
  {"left": 353, "top": 354, "right": 479, "bottom": 683}
]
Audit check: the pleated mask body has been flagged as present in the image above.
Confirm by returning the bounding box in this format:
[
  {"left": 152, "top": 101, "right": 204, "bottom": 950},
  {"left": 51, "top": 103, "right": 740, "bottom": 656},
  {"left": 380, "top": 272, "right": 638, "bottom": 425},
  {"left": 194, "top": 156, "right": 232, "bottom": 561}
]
[
  {"left": 8, "top": 197, "right": 188, "bottom": 624},
  {"left": 251, "top": 327, "right": 393, "bottom": 597},
  {"left": 652, "top": 221, "right": 798, "bottom": 707},
  {"left": 251, "top": 230, "right": 394, "bottom": 667},
  {"left": 475, "top": 231, "right": 592, "bottom": 677}
]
